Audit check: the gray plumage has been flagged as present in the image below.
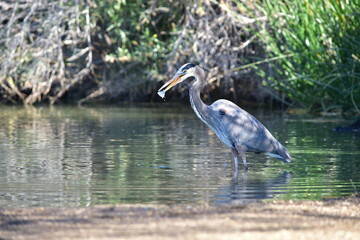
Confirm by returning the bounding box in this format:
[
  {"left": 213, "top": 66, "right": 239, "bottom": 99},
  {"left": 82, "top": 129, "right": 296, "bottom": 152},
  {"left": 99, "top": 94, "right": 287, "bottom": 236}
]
[{"left": 158, "top": 63, "right": 292, "bottom": 170}]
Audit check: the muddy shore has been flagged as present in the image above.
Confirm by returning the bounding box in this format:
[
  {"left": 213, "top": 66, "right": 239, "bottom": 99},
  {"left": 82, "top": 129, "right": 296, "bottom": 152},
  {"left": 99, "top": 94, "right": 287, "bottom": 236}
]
[{"left": 1, "top": 198, "right": 359, "bottom": 240}]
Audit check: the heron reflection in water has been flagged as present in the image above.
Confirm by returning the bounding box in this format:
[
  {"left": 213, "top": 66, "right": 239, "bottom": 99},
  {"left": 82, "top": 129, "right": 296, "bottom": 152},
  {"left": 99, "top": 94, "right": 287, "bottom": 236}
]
[{"left": 158, "top": 63, "right": 292, "bottom": 170}]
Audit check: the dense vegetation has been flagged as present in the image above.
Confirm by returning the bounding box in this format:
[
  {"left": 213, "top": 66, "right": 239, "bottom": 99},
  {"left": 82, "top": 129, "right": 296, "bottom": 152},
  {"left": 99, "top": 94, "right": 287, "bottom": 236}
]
[
  {"left": 0, "top": 0, "right": 359, "bottom": 115},
  {"left": 252, "top": 0, "right": 360, "bottom": 114}
]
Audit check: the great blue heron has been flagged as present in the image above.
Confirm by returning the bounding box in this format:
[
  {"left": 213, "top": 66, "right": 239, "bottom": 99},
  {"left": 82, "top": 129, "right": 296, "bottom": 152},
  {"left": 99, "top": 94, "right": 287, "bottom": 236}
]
[{"left": 158, "top": 63, "right": 292, "bottom": 170}]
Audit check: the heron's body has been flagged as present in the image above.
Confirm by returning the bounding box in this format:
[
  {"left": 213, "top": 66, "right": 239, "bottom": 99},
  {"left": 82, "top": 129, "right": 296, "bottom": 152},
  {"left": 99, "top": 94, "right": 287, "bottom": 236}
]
[{"left": 158, "top": 63, "right": 291, "bottom": 170}]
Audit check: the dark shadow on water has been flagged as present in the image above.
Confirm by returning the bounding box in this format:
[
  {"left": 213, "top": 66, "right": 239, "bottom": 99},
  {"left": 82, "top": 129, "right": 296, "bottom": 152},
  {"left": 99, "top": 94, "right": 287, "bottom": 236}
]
[{"left": 333, "top": 117, "right": 360, "bottom": 133}]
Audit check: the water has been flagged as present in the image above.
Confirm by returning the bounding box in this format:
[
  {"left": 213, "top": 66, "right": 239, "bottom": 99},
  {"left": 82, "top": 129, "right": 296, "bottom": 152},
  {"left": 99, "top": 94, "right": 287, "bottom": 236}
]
[{"left": 0, "top": 105, "right": 359, "bottom": 207}]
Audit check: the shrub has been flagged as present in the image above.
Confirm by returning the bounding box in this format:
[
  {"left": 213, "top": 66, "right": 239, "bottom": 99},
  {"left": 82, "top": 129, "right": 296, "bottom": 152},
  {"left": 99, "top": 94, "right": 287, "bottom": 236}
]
[{"left": 253, "top": 0, "right": 360, "bottom": 114}]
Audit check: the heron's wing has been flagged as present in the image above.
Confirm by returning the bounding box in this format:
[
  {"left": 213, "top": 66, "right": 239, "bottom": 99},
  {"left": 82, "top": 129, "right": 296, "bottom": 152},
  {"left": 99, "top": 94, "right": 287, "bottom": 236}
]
[{"left": 209, "top": 99, "right": 278, "bottom": 153}]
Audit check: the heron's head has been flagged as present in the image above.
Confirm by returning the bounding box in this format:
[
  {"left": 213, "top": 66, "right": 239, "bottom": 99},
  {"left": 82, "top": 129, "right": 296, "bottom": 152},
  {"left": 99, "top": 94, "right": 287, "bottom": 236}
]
[{"left": 157, "top": 63, "right": 197, "bottom": 99}]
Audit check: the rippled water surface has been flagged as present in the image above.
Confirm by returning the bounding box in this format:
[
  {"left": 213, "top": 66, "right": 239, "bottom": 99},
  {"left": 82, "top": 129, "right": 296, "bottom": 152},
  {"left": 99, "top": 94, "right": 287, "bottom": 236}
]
[{"left": 0, "top": 105, "right": 359, "bottom": 207}]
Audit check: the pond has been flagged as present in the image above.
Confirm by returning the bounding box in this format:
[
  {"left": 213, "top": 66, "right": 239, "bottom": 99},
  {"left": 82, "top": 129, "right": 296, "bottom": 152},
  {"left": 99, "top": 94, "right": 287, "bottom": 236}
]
[{"left": 0, "top": 105, "right": 359, "bottom": 207}]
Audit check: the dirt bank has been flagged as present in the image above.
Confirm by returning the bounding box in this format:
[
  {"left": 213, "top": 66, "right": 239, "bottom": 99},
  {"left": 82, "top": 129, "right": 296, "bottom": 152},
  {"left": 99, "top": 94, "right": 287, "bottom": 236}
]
[{"left": 1, "top": 199, "right": 359, "bottom": 240}]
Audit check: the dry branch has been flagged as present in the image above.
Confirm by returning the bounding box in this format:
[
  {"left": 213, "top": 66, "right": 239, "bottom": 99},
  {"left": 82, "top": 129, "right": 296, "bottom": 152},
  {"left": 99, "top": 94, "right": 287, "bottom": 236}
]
[
  {"left": 0, "top": 0, "right": 93, "bottom": 104},
  {"left": 166, "top": 0, "right": 267, "bottom": 103}
]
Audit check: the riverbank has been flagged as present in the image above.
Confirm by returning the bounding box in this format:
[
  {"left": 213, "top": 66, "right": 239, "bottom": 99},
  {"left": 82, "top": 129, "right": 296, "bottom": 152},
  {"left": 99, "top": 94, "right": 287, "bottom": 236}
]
[{"left": 1, "top": 198, "right": 359, "bottom": 240}]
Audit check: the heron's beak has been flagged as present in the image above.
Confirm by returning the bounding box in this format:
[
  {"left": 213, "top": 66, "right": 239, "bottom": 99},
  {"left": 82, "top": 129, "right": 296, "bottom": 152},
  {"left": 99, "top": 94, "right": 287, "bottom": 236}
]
[{"left": 157, "top": 73, "right": 184, "bottom": 99}]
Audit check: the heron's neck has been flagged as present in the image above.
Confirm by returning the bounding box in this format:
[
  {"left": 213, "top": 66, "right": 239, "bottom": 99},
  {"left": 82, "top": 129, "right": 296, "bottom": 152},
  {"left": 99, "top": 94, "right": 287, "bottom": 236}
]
[{"left": 189, "top": 79, "right": 209, "bottom": 124}]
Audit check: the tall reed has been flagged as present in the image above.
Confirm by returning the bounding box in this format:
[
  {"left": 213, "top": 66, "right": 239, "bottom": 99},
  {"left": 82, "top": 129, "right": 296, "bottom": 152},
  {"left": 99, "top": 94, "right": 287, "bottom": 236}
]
[{"left": 251, "top": 0, "right": 360, "bottom": 113}]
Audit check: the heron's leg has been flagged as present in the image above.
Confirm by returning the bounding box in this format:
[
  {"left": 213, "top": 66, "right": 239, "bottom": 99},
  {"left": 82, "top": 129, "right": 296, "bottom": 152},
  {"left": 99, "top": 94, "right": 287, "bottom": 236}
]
[
  {"left": 230, "top": 148, "right": 239, "bottom": 169},
  {"left": 233, "top": 167, "right": 239, "bottom": 182},
  {"left": 236, "top": 145, "right": 248, "bottom": 170}
]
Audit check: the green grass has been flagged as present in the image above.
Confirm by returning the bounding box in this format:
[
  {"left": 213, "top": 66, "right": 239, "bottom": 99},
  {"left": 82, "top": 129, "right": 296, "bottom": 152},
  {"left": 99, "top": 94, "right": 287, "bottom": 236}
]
[{"left": 239, "top": 0, "right": 360, "bottom": 114}]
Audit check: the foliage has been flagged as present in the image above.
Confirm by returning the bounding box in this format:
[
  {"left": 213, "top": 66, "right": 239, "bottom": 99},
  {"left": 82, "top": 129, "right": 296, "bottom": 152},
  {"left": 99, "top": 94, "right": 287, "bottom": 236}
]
[
  {"left": 93, "top": 0, "right": 182, "bottom": 64},
  {"left": 87, "top": 0, "right": 185, "bottom": 101},
  {"left": 0, "top": 0, "right": 359, "bottom": 114},
  {"left": 0, "top": 0, "right": 184, "bottom": 104},
  {"left": 252, "top": 0, "right": 360, "bottom": 113}
]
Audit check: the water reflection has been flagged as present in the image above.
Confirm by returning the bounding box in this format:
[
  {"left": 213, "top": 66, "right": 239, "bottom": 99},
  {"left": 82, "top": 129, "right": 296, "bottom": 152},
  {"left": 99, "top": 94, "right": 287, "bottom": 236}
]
[
  {"left": 215, "top": 171, "right": 292, "bottom": 205},
  {"left": 0, "top": 105, "right": 359, "bottom": 207}
]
